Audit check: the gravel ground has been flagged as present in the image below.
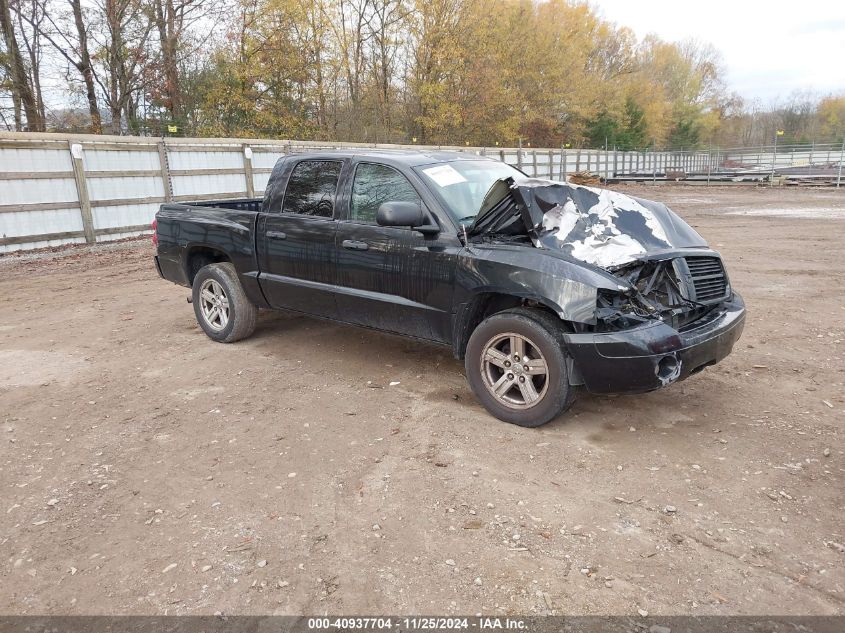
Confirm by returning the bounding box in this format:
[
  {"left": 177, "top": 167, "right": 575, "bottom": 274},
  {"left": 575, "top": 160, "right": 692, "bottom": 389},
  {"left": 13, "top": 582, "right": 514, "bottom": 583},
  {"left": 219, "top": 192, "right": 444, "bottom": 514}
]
[{"left": 0, "top": 185, "right": 843, "bottom": 616}]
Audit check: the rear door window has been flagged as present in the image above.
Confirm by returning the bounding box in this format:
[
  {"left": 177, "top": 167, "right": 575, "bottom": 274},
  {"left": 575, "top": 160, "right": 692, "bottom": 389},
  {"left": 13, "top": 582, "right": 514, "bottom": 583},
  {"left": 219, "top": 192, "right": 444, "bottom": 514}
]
[{"left": 282, "top": 160, "right": 342, "bottom": 218}]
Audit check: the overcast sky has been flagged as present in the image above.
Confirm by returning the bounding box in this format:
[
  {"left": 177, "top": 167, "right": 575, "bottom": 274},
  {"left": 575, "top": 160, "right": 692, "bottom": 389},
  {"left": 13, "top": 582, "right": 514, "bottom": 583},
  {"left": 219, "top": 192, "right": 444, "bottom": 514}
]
[{"left": 590, "top": 0, "right": 845, "bottom": 103}]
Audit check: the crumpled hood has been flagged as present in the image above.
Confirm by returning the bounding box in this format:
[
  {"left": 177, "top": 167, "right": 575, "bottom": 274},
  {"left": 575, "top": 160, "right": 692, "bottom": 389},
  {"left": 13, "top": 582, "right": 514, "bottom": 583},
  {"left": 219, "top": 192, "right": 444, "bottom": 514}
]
[{"left": 470, "top": 177, "right": 707, "bottom": 269}]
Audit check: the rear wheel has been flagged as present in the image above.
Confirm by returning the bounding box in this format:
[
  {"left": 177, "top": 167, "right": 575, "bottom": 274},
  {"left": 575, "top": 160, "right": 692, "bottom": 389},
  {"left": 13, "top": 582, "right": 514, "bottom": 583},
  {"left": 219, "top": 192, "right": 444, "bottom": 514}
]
[
  {"left": 192, "top": 262, "right": 257, "bottom": 343},
  {"left": 465, "top": 308, "right": 575, "bottom": 427}
]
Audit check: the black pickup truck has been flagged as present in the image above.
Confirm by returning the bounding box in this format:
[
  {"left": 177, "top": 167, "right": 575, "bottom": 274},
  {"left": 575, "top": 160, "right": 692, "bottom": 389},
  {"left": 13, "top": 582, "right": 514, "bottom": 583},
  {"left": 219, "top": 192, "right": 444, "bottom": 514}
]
[{"left": 153, "top": 150, "right": 745, "bottom": 427}]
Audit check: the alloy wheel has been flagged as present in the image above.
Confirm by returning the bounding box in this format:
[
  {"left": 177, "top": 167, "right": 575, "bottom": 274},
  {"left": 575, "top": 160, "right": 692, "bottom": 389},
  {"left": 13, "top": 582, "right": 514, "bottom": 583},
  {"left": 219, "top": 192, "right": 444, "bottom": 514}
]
[
  {"left": 479, "top": 332, "right": 549, "bottom": 409},
  {"left": 199, "top": 278, "right": 230, "bottom": 331}
]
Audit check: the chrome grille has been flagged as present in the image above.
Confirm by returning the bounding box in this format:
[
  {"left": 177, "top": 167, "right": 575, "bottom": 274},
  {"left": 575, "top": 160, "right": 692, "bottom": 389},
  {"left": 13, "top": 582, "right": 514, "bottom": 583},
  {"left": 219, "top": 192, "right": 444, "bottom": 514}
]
[{"left": 685, "top": 256, "right": 728, "bottom": 302}]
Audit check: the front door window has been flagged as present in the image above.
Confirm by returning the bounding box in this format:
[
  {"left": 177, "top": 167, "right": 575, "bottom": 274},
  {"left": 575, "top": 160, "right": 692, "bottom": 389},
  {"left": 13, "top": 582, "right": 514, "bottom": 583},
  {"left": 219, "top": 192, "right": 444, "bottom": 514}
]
[{"left": 350, "top": 163, "right": 421, "bottom": 223}]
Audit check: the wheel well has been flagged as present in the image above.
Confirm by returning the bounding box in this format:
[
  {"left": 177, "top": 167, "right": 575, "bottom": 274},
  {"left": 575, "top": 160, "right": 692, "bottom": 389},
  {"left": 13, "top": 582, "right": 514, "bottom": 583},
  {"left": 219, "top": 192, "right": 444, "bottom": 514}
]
[
  {"left": 185, "top": 247, "right": 231, "bottom": 284},
  {"left": 453, "top": 293, "right": 569, "bottom": 359}
]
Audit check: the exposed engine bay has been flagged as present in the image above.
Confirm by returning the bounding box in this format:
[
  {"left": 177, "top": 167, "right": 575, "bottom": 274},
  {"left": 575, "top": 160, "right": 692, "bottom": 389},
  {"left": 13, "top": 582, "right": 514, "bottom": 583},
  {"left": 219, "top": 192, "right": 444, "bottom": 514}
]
[
  {"left": 596, "top": 257, "right": 727, "bottom": 331},
  {"left": 469, "top": 177, "right": 732, "bottom": 330}
]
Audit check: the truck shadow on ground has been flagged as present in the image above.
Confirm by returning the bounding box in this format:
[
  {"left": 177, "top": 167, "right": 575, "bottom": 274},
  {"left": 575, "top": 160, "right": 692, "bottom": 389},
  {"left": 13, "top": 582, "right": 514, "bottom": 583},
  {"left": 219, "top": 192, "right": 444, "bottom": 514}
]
[{"left": 248, "top": 308, "right": 734, "bottom": 435}]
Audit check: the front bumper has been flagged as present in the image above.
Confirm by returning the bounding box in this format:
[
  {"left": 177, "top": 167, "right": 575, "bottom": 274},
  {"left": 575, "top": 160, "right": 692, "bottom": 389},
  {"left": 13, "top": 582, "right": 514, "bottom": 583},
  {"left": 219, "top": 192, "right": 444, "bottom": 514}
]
[{"left": 563, "top": 293, "right": 746, "bottom": 394}]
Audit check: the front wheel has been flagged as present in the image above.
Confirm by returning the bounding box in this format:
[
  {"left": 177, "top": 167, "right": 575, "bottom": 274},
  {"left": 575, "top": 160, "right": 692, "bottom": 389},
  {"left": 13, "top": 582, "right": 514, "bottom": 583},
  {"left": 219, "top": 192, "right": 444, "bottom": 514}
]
[
  {"left": 465, "top": 308, "right": 575, "bottom": 427},
  {"left": 192, "top": 262, "right": 257, "bottom": 343}
]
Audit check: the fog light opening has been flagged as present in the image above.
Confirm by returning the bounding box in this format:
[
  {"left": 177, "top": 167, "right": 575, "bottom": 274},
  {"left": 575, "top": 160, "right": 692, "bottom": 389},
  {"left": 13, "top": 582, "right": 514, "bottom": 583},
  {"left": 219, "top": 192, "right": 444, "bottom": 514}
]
[{"left": 656, "top": 355, "right": 680, "bottom": 383}]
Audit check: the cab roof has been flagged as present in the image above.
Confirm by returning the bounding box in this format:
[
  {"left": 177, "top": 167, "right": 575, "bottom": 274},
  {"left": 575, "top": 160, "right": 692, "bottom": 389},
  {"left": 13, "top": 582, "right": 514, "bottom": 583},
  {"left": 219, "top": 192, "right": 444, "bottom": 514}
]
[{"left": 282, "top": 149, "right": 498, "bottom": 168}]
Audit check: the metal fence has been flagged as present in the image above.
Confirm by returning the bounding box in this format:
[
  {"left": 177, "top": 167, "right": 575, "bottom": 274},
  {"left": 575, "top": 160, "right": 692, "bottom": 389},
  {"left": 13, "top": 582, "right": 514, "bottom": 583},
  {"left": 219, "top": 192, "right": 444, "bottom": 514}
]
[{"left": 1, "top": 131, "right": 842, "bottom": 253}]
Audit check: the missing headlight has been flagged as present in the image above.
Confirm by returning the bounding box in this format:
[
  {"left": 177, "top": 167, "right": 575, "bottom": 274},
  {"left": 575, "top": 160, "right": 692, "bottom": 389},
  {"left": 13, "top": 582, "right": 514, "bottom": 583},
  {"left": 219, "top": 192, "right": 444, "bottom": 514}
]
[
  {"left": 601, "top": 258, "right": 716, "bottom": 331},
  {"left": 595, "top": 288, "right": 656, "bottom": 332}
]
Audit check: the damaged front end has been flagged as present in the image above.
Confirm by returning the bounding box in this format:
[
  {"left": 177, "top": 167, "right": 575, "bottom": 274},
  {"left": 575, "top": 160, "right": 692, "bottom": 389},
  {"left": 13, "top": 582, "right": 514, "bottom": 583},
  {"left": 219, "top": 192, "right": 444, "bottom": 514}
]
[
  {"left": 597, "top": 253, "right": 731, "bottom": 332},
  {"left": 467, "top": 176, "right": 746, "bottom": 394},
  {"left": 470, "top": 176, "right": 732, "bottom": 332}
]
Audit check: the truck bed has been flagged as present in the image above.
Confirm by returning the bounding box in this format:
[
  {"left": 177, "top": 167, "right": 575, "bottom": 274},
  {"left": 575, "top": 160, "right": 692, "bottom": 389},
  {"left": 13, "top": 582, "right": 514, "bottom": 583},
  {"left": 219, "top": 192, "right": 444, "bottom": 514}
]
[
  {"left": 181, "top": 198, "right": 263, "bottom": 212},
  {"left": 155, "top": 198, "right": 264, "bottom": 300}
]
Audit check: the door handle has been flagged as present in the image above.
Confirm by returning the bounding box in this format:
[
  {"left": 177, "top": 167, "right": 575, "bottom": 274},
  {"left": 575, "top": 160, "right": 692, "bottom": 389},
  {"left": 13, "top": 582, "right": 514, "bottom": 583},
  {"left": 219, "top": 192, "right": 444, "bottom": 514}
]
[
  {"left": 266, "top": 230, "right": 287, "bottom": 240},
  {"left": 342, "top": 240, "right": 369, "bottom": 251}
]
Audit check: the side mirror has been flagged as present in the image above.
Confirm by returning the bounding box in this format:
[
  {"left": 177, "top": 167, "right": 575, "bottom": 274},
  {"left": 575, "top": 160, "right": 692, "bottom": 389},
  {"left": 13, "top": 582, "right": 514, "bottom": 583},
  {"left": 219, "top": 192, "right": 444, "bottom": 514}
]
[
  {"left": 376, "top": 202, "right": 440, "bottom": 235},
  {"left": 376, "top": 201, "right": 440, "bottom": 235},
  {"left": 376, "top": 201, "right": 425, "bottom": 228}
]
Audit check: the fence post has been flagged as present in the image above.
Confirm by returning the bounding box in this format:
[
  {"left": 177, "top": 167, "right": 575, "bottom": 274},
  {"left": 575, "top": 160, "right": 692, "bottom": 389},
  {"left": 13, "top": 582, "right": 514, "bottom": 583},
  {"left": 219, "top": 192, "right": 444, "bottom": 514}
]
[
  {"left": 837, "top": 137, "right": 844, "bottom": 188},
  {"left": 242, "top": 144, "right": 255, "bottom": 198},
  {"left": 575, "top": 150, "right": 581, "bottom": 172},
  {"left": 707, "top": 148, "right": 712, "bottom": 186},
  {"left": 770, "top": 136, "right": 778, "bottom": 186},
  {"left": 68, "top": 141, "right": 95, "bottom": 244},
  {"left": 157, "top": 140, "right": 172, "bottom": 202},
  {"left": 532, "top": 150, "right": 537, "bottom": 177},
  {"left": 548, "top": 150, "right": 553, "bottom": 178},
  {"left": 562, "top": 149, "right": 568, "bottom": 180},
  {"left": 499, "top": 149, "right": 505, "bottom": 163}
]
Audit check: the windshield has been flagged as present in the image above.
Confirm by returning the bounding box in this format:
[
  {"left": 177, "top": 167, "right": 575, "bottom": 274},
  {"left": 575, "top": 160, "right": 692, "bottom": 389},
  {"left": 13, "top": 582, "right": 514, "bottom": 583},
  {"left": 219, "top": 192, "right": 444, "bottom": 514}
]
[{"left": 414, "top": 160, "right": 524, "bottom": 225}]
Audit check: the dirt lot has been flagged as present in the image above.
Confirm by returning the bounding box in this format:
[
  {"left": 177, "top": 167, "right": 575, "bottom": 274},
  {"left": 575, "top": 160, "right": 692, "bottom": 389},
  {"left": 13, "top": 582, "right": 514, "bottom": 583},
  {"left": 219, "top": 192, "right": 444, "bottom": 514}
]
[{"left": 1, "top": 185, "right": 843, "bottom": 616}]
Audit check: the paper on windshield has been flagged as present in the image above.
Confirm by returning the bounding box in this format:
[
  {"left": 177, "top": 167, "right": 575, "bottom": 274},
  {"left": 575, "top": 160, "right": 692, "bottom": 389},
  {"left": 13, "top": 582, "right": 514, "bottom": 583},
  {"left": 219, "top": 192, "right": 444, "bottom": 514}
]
[{"left": 422, "top": 164, "right": 467, "bottom": 187}]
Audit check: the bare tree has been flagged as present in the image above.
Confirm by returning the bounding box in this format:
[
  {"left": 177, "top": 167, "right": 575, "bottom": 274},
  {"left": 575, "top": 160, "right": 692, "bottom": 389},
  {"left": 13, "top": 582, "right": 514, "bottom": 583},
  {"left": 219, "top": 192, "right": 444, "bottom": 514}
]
[
  {"left": 70, "top": 0, "right": 100, "bottom": 131},
  {"left": 369, "top": 0, "right": 409, "bottom": 134},
  {"left": 150, "top": 0, "right": 218, "bottom": 123},
  {"left": 15, "top": 0, "right": 46, "bottom": 126},
  {"left": 88, "top": 0, "right": 154, "bottom": 133},
  {"left": 0, "top": 0, "right": 43, "bottom": 129},
  {"left": 21, "top": 0, "right": 102, "bottom": 132}
]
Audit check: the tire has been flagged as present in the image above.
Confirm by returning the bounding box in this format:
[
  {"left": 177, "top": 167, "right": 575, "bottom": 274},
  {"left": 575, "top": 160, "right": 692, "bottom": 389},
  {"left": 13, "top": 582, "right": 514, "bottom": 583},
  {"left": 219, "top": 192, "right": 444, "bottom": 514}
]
[
  {"left": 465, "top": 307, "right": 576, "bottom": 427},
  {"left": 192, "top": 262, "right": 257, "bottom": 343}
]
